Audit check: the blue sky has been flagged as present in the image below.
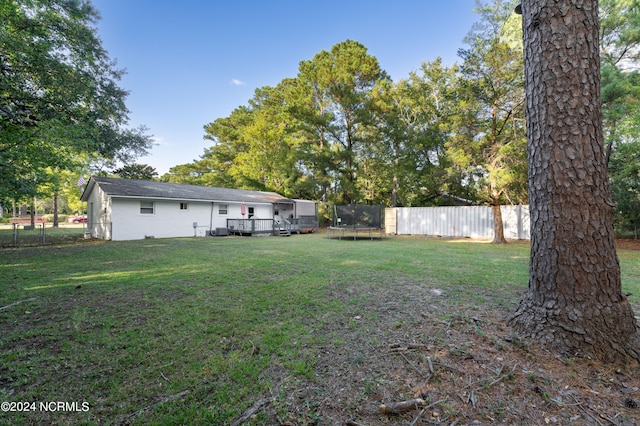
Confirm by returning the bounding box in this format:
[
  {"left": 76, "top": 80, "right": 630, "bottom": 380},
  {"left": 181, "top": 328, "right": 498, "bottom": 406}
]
[{"left": 91, "top": 1, "right": 481, "bottom": 175}]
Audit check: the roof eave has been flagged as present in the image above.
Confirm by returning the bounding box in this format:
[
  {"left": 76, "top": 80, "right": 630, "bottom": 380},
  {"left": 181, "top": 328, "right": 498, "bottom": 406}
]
[
  {"left": 80, "top": 178, "right": 96, "bottom": 202},
  {"left": 109, "top": 195, "right": 276, "bottom": 205}
]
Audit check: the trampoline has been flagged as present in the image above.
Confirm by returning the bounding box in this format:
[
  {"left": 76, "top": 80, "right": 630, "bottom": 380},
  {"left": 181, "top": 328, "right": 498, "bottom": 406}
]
[{"left": 328, "top": 204, "right": 385, "bottom": 240}]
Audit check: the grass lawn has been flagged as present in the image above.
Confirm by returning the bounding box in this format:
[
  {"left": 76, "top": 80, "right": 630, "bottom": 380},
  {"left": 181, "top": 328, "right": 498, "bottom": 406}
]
[{"left": 1, "top": 234, "right": 639, "bottom": 425}]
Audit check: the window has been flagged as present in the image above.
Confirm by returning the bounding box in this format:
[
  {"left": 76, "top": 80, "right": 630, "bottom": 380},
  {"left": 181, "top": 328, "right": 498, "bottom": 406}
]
[
  {"left": 219, "top": 204, "right": 228, "bottom": 215},
  {"left": 140, "top": 201, "right": 154, "bottom": 214},
  {"left": 180, "top": 202, "right": 188, "bottom": 210}
]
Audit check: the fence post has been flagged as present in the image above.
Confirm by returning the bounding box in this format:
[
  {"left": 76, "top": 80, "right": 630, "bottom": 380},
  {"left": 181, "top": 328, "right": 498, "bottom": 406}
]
[
  {"left": 516, "top": 205, "right": 523, "bottom": 240},
  {"left": 41, "top": 223, "right": 46, "bottom": 244},
  {"left": 13, "top": 223, "right": 17, "bottom": 246}
]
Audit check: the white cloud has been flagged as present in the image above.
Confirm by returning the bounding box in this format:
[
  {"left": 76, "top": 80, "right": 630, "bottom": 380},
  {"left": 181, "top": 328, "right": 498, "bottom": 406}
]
[{"left": 231, "top": 78, "right": 246, "bottom": 86}]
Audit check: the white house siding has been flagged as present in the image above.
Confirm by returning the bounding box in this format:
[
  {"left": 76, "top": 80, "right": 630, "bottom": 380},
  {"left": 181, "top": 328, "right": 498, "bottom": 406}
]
[
  {"left": 80, "top": 177, "right": 306, "bottom": 241},
  {"left": 102, "top": 199, "right": 277, "bottom": 241},
  {"left": 386, "top": 205, "right": 530, "bottom": 240},
  {"left": 86, "top": 184, "right": 112, "bottom": 240},
  {"left": 110, "top": 199, "right": 213, "bottom": 241},
  {"left": 241, "top": 203, "right": 277, "bottom": 221}
]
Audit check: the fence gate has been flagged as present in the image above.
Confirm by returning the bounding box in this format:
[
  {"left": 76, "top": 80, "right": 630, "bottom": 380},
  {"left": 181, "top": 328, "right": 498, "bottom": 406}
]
[{"left": 385, "top": 208, "right": 397, "bottom": 235}]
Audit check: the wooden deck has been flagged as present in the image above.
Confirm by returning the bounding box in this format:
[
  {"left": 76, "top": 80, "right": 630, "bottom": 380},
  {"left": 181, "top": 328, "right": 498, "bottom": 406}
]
[{"left": 226, "top": 216, "right": 317, "bottom": 237}]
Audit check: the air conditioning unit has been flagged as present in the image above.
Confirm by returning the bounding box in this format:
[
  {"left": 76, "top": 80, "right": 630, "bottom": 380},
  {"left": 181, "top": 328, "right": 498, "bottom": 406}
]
[{"left": 214, "top": 227, "right": 228, "bottom": 236}]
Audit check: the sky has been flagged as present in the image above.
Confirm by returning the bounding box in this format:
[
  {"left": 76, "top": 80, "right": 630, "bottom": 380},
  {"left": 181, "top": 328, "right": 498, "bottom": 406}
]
[{"left": 91, "top": 1, "right": 482, "bottom": 176}]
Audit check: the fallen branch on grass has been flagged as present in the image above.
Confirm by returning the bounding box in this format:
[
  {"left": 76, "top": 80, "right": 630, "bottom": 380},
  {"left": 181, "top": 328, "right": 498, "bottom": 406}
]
[
  {"left": 398, "top": 352, "right": 424, "bottom": 376},
  {"left": 470, "top": 364, "right": 517, "bottom": 392},
  {"left": 345, "top": 420, "right": 368, "bottom": 426},
  {"left": 426, "top": 356, "right": 434, "bottom": 374},
  {"left": 431, "top": 358, "right": 464, "bottom": 374},
  {"left": 387, "top": 343, "right": 427, "bottom": 352},
  {"left": 0, "top": 297, "right": 37, "bottom": 311},
  {"left": 380, "top": 398, "right": 426, "bottom": 414},
  {"left": 230, "top": 397, "right": 273, "bottom": 426},
  {"left": 410, "top": 399, "right": 447, "bottom": 426},
  {"left": 124, "top": 389, "right": 189, "bottom": 421},
  {"left": 573, "top": 396, "right": 605, "bottom": 426}
]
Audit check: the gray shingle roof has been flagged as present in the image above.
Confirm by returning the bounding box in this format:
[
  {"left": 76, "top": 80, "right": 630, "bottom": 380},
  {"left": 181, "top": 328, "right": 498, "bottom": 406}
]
[{"left": 83, "top": 177, "right": 293, "bottom": 204}]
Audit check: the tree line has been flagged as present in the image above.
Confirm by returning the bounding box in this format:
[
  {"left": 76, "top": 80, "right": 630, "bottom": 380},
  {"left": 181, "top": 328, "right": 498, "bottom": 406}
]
[
  {"left": 160, "top": 0, "right": 639, "bottom": 238},
  {"left": 1, "top": 0, "right": 638, "bottom": 237}
]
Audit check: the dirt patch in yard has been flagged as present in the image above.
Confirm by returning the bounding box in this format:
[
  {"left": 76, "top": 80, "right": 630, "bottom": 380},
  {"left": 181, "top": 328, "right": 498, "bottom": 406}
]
[
  {"left": 617, "top": 238, "right": 640, "bottom": 251},
  {"left": 260, "top": 272, "right": 640, "bottom": 425}
]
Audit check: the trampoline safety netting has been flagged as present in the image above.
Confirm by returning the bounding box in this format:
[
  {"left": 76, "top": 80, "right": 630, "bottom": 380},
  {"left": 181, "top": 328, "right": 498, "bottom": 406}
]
[{"left": 328, "top": 204, "right": 384, "bottom": 240}]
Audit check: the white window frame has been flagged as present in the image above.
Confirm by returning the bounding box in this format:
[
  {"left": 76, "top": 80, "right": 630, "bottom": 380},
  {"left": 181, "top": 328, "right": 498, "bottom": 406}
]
[
  {"left": 140, "top": 201, "right": 154, "bottom": 215},
  {"left": 219, "top": 204, "right": 228, "bottom": 215},
  {"left": 180, "top": 202, "right": 189, "bottom": 211}
]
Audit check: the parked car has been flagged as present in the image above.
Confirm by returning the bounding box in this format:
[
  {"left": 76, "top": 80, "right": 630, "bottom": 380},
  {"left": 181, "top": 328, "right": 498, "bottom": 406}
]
[{"left": 67, "top": 215, "right": 87, "bottom": 224}]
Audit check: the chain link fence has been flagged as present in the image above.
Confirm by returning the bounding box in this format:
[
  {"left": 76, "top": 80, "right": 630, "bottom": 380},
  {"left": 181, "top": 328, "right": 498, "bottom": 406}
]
[{"left": 0, "top": 223, "right": 87, "bottom": 248}]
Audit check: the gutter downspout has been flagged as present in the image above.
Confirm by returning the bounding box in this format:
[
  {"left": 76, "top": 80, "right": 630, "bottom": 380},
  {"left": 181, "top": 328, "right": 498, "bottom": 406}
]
[{"left": 209, "top": 202, "right": 214, "bottom": 235}]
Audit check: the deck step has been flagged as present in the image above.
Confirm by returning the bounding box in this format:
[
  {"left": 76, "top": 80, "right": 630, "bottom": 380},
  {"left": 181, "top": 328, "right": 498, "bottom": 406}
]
[{"left": 278, "top": 228, "right": 291, "bottom": 237}]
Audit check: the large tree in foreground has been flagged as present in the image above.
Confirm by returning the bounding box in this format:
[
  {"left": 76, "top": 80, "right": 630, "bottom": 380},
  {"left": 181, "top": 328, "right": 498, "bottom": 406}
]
[
  {"left": 1, "top": 0, "right": 152, "bottom": 203},
  {"left": 509, "top": 0, "right": 639, "bottom": 363}
]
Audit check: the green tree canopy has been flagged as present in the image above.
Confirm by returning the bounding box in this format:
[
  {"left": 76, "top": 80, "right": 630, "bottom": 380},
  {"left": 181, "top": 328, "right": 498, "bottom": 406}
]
[
  {"left": 293, "top": 39, "right": 390, "bottom": 203},
  {"left": 600, "top": 0, "right": 640, "bottom": 67},
  {"left": 163, "top": 0, "right": 639, "bottom": 234},
  {"left": 610, "top": 140, "right": 640, "bottom": 237},
  {"left": 370, "top": 59, "right": 464, "bottom": 207},
  {"left": 113, "top": 164, "right": 158, "bottom": 180},
  {"left": 171, "top": 40, "right": 391, "bottom": 205},
  {"left": 451, "top": 0, "right": 527, "bottom": 242},
  {"left": 1, "top": 0, "right": 153, "bottom": 203}
]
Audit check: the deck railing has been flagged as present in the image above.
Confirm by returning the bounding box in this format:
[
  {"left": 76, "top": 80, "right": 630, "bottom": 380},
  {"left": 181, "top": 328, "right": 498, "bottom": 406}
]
[
  {"left": 226, "top": 216, "right": 318, "bottom": 236},
  {"left": 227, "top": 218, "right": 275, "bottom": 235}
]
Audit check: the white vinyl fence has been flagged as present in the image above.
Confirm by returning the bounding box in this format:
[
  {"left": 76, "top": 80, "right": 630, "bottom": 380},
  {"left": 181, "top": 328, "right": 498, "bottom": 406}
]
[{"left": 385, "top": 205, "right": 530, "bottom": 240}]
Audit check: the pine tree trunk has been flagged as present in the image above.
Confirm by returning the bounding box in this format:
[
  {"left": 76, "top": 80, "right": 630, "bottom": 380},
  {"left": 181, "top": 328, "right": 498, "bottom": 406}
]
[
  {"left": 508, "top": 0, "right": 639, "bottom": 363},
  {"left": 491, "top": 204, "right": 506, "bottom": 244}
]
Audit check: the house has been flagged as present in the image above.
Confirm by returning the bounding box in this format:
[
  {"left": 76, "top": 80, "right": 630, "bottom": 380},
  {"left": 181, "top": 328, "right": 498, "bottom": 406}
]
[{"left": 80, "top": 176, "right": 317, "bottom": 241}]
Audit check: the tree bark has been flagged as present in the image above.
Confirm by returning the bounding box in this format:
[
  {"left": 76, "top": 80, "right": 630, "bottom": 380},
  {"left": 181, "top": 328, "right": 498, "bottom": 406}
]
[
  {"left": 508, "top": 0, "right": 639, "bottom": 363},
  {"left": 30, "top": 198, "right": 35, "bottom": 227},
  {"left": 491, "top": 204, "right": 507, "bottom": 244},
  {"left": 53, "top": 192, "right": 59, "bottom": 228}
]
